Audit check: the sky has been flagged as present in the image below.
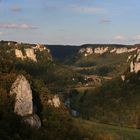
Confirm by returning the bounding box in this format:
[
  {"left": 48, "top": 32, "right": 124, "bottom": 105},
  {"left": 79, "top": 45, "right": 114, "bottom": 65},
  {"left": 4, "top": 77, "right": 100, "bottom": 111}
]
[{"left": 0, "top": 0, "right": 140, "bottom": 45}]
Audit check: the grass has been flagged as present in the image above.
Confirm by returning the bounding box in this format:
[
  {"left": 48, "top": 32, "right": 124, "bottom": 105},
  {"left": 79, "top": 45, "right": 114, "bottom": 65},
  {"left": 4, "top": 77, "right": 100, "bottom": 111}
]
[{"left": 74, "top": 119, "right": 140, "bottom": 140}]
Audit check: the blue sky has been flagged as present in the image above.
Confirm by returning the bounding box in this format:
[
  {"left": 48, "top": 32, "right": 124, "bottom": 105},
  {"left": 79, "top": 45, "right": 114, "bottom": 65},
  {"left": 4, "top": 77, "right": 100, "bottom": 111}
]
[{"left": 0, "top": 0, "right": 140, "bottom": 45}]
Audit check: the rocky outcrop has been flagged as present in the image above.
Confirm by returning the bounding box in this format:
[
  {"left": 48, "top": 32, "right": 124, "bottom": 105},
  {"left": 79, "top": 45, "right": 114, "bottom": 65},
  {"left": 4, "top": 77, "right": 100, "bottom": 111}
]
[
  {"left": 48, "top": 95, "right": 61, "bottom": 108},
  {"left": 14, "top": 43, "right": 51, "bottom": 62},
  {"left": 79, "top": 47, "right": 93, "bottom": 56},
  {"left": 110, "top": 47, "right": 137, "bottom": 54},
  {"left": 121, "top": 75, "right": 125, "bottom": 81},
  {"left": 25, "top": 48, "right": 37, "bottom": 62},
  {"left": 116, "top": 48, "right": 128, "bottom": 54},
  {"left": 34, "top": 44, "right": 50, "bottom": 52},
  {"left": 79, "top": 46, "right": 138, "bottom": 56},
  {"left": 110, "top": 48, "right": 117, "bottom": 53},
  {"left": 127, "top": 55, "right": 132, "bottom": 62},
  {"left": 10, "top": 75, "right": 41, "bottom": 128},
  {"left": 136, "top": 53, "right": 140, "bottom": 62},
  {"left": 94, "top": 47, "right": 108, "bottom": 54},
  {"left": 15, "top": 49, "right": 25, "bottom": 60},
  {"left": 130, "top": 61, "right": 140, "bottom": 73},
  {"left": 10, "top": 75, "right": 33, "bottom": 116}
]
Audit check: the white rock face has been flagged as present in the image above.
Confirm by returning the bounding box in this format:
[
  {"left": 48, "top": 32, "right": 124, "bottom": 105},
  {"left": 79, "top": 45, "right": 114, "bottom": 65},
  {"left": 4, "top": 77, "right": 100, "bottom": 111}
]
[
  {"left": 8, "top": 42, "right": 11, "bottom": 46},
  {"left": 15, "top": 48, "right": 37, "bottom": 62},
  {"left": 130, "top": 61, "right": 134, "bottom": 72},
  {"left": 15, "top": 49, "right": 25, "bottom": 60},
  {"left": 10, "top": 75, "right": 41, "bottom": 128},
  {"left": 110, "top": 48, "right": 117, "bottom": 53},
  {"left": 86, "top": 48, "right": 93, "bottom": 54},
  {"left": 121, "top": 75, "right": 125, "bottom": 81},
  {"left": 110, "top": 47, "right": 137, "bottom": 54},
  {"left": 25, "top": 48, "right": 37, "bottom": 62},
  {"left": 128, "top": 47, "right": 137, "bottom": 53},
  {"left": 48, "top": 95, "right": 61, "bottom": 108},
  {"left": 116, "top": 48, "right": 128, "bottom": 54},
  {"left": 15, "top": 44, "right": 51, "bottom": 62},
  {"left": 79, "top": 47, "right": 93, "bottom": 56},
  {"left": 79, "top": 46, "right": 138, "bottom": 56},
  {"left": 134, "top": 62, "right": 140, "bottom": 73},
  {"left": 136, "top": 53, "right": 140, "bottom": 62},
  {"left": 130, "top": 61, "right": 140, "bottom": 73},
  {"left": 10, "top": 75, "right": 33, "bottom": 116},
  {"left": 34, "top": 44, "right": 48, "bottom": 52},
  {"left": 79, "top": 48, "right": 85, "bottom": 53},
  {"left": 127, "top": 55, "right": 132, "bottom": 62},
  {"left": 94, "top": 47, "right": 108, "bottom": 54}
]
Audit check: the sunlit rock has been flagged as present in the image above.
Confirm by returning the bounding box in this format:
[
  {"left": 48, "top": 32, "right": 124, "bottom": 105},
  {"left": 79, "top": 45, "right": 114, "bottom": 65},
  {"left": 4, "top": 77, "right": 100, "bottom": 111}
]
[
  {"left": 127, "top": 55, "right": 132, "bottom": 62},
  {"left": 79, "top": 48, "right": 86, "bottom": 54},
  {"left": 136, "top": 53, "right": 140, "bottom": 62},
  {"left": 130, "top": 61, "right": 134, "bottom": 72},
  {"left": 48, "top": 95, "right": 61, "bottom": 108},
  {"left": 10, "top": 75, "right": 33, "bottom": 116},
  {"left": 79, "top": 47, "right": 93, "bottom": 56},
  {"left": 25, "top": 48, "right": 37, "bottom": 62},
  {"left": 130, "top": 61, "right": 140, "bottom": 73},
  {"left": 15, "top": 49, "right": 25, "bottom": 60},
  {"left": 86, "top": 47, "right": 93, "bottom": 54},
  {"left": 94, "top": 47, "right": 108, "bottom": 54},
  {"left": 121, "top": 75, "right": 125, "bottom": 81},
  {"left": 134, "top": 62, "right": 140, "bottom": 73},
  {"left": 116, "top": 48, "right": 128, "bottom": 54},
  {"left": 128, "top": 47, "right": 137, "bottom": 53},
  {"left": 110, "top": 48, "right": 117, "bottom": 53},
  {"left": 10, "top": 75, "right": 41, "bottom": 128}
]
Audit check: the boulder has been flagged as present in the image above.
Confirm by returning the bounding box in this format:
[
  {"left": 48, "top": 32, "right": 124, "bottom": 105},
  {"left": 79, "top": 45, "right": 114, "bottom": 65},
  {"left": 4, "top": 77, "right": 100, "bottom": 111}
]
[
  {"left": 23, "top": 114, "right": 41, "bottom": 129},
  {"left": 10, "top": 75, "right": 41, "bottom": 128},
  {"left": 10, "top": 75, "right": 33, "bottom": 116}
]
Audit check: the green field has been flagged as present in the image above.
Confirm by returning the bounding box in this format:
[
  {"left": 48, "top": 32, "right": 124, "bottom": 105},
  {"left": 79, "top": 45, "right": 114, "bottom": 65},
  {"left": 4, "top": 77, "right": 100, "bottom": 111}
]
[{"left": 75, "top": 119, "right": 140, "bottom": 140}]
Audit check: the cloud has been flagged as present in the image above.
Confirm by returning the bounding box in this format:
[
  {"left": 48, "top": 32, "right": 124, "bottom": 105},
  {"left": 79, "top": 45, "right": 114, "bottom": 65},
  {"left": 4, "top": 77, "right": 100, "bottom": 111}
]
[
  {"left": 99, "top": 19, "right": 111, "bottom": 24},
  {"left": 10, "top": 6, "right": 22, "bottom": 12},
  {"left": 0, "top": 23, "right": 38, "bottom": 30},
  {"left": 134, "top": 35, "right": 140, "bottom": 41},
  {"left": 113, "top": 35, "right": 126, "bottom": 41},
  {"left": 0, "top": 32, "right": 4, "bottom": 35},
  {"left": 68, "top": 5, "right": 104, "bottom": 14}
]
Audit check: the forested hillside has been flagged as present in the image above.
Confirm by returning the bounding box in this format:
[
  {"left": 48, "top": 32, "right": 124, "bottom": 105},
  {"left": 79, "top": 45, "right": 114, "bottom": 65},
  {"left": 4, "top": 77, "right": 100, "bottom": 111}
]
[{"left": 1, "top": 41, "right": 140, "bottom": 140}]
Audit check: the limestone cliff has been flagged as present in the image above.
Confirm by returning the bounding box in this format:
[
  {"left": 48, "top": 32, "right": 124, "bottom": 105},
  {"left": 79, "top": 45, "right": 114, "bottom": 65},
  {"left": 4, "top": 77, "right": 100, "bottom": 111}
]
[
  {"left": 130, "top": 52, "right": 140, "bottom": 73},
  {"left": 14, "top": 43, "right": 52, "bottom": 62},
  {"left": 25, "top": 48, "right": 37, "bottom": 62},
  {"left": 79, "top": 46, "right": 138, "bottom": 56},
  {"left": 15, "top": 49, "right": 25, "bottom": 60}
]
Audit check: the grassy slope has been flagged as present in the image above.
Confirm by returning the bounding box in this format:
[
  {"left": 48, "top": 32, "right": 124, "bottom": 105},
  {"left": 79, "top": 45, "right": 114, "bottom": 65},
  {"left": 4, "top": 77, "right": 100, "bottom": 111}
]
[{"left": 75, "top": 119, "right": 140, "bottom": 140}]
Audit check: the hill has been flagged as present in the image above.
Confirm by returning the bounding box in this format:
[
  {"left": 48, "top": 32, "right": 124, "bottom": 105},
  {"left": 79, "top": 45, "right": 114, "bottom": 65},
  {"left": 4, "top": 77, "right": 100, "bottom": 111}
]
[{"left": 1, "top": 40, "right": 140, "bottom": 140}]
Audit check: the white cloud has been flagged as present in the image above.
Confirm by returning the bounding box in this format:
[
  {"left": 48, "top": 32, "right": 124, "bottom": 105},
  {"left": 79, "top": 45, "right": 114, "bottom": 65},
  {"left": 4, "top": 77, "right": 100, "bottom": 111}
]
[
  {"left": 0, "top": 23, "right": 38, "bottom": 29},
  {"left": 68, "top": 5, "right": 104, "bottom": 14},
  {"left": 114, "top": 35, "right": 126, "bottom": 41}
]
